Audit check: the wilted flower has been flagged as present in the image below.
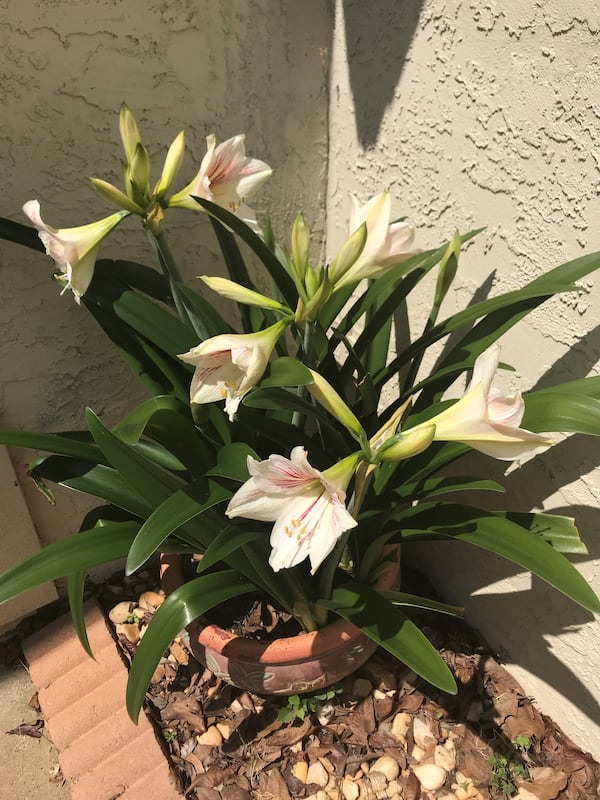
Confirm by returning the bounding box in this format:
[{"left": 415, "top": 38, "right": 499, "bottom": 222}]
[
  {"left": 23, "top": 200, "right": 128, "bottom": 302},
  {"left": 168, "top": 133, "right": 272, "bottom": 227},
  {"left": 178, "top": 321, "right": 286, "bottom": 420},
  {"left": 407, "top": 344, "right": 553, "bottom": 461},
  {"left": 226, "top": 447, "right": 360, "bottom": 573},
  {"left": 329, "top": 190, "right": 418, "bottom": 288}
]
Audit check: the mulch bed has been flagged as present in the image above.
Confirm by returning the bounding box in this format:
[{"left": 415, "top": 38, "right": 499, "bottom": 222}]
[{"left": 3, "top": 566, "right": 600, "bottom": 800}]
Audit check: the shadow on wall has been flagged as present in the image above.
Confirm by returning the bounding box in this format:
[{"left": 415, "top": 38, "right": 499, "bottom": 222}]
[
  {"left": 342, "top": 0, "right": 425, "bottom": 147},
  {"left": 403, "top": 319, "right": 600, "bottom": 729}
]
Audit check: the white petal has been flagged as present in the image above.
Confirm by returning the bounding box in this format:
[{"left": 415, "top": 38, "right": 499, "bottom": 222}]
[
  {"left": 226, "top": 476, "right": 290, "bottom": 521},
  {"left": 466, "top": 344, "right": 501, "bottom": 395},
  {"left": 487, "top": 388, "right": 525, "bottom": 426}
]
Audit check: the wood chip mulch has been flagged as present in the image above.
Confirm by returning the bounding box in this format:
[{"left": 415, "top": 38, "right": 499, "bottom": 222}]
[
  {"left": 3, "top": 567, "right": 600, "bottom": 800},
  {"left": 98, "top": 572, "right": 600, "bottom": 800}
]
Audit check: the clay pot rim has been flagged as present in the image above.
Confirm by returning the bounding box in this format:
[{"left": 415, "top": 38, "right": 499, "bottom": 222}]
[{"left": 160, "top": 548, "right": 400, "bottom": 665}]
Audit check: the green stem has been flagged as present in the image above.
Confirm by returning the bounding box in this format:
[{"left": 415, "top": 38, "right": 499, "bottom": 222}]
[
  {"left": 403, "top": 300, "right": 441, "bottom": 392},
  {"left": 144, "top": 227, "right": 203, "bottom": 337},
  {"left": 314, "top": 465, "right": 374, "bottom": 618},
  {"left": 291, "top": 321, "right": 315, "bottom": 428}
]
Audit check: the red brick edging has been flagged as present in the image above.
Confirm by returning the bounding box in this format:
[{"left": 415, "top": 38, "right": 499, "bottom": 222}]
[{"left": 22, "top": 599, "right": 181, "bottom": 800}]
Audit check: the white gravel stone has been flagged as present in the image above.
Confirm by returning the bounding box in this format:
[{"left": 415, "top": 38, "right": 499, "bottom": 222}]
[
  {"left": 413, "top": 763, "right": 447, "bottom": 792},
  {"left": 307, "top": 761, "right": 329, "bottom": 788},
  {"left": 413, "top": 716, "right": 436, "bottom": 749},
  {"left": 369, "top": 755, "right": 399, "bottom": 781}
]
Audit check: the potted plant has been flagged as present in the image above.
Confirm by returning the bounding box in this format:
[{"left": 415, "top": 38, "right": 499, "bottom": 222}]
[{"left": 0, "top": 104, "right": 599, "bottom": 723}]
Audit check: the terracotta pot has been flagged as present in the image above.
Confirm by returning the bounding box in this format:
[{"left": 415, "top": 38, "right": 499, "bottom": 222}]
[{"left": 161, "top": 548, "right": 400, "bottom": 696}]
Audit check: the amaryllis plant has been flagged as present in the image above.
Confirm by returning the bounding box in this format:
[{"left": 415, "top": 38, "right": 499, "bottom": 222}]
[{"left": 1, "top": 104, "right": 600, "bottom": 722}]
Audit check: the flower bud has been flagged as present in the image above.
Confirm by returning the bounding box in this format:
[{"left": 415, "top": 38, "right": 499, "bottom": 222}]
[
  {"left": 307, "top": 369, "right": 367, "bottom": 446},
  {"left": 328, "top": 221, "right": 367, "bottom": 285},
  {"left": 291, "top": 212, "right": 310, "bottom": 283},
  {"left": 377, "top": 425, "right": 436, "bottom": 462},
  {"left": 154, "top": 130, "right": 185, "bottom": 200},
  {"left": 119, "top": 102, "right": 142, "bottom": 164},
  {"left": 90, "top": 178, "right": 144, "bottom": 214},
  {"left": 434, "top": 230, "right": 461, "bottom": 306},
  {"left": 200, "top": 275, "right": 291, "bottom": 313}
]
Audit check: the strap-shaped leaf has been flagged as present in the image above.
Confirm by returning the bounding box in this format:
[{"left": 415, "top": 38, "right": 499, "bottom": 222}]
[
  {"left": 0, "top": 428, "right": 106, "bottom": 463},
  {"left": 68, "top": 570, "right": 92, "bottom": 656},
  {"left": 0, "top": 522, "right": 140, "bottom": 604},
  {"left": 125, "top": 479, "right": 233, "bottom": 574},
  {"left": 111, "top": 289, "right": 198, "bottom": 356},
  {"left": 94, "top": 258, "right": 171, "bottom": 302},
  {"left": 196, "top": 527, "right": 265, "bottom": 574},
  {"left": 522, "top": 391, "right": 600, "bottom": 435},
  {"left": 31, "top": 457, "right": 153, "bottom": 517},
  {"left": 259, "top": 357, "right": 314, "bottom": 389},
  {"left": 114, "top": 395, "right": 212, "bottom": 475},
  {"left": 178, "top": 283, "right": 234, "bottom": 340},
  {"left": 401, "top": 251, "right": 600, "bottom": 407},
  {"left": 126, "top": 570, "right": 255, "bottom": 721},
  {"left": 378, "top": 590, "right": 464, "bottom": 617},
  {"left": 321, "top": 583, "right": 457, "bottom": 694},
  {"left": 394, "top": 475, "right": 505, "bottom": 501},
  {"left": 391, "top": 504, "right": 600, "bottom": 613},
  {"left": 192, "top": 197, "right": 297, "bottom": 307},
  {"left": 86, "top": 408, "right": 184, "bottom": 507},
  {"left": 206, "top": 442, "right": 258, "bottom": 481},
  {"left": 0, "top": 217, "right": 45, "bottom": 251},
  {"left": 504, "top": 511, "right": 588, "bottom": 554},
  {"left": 209, "top": 217, "right": 254, "bottom": 333}
]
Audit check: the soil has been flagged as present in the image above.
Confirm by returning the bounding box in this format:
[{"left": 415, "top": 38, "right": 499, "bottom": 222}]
[{"left": 3, "top": 567, "right": 600, "bottom": 800}]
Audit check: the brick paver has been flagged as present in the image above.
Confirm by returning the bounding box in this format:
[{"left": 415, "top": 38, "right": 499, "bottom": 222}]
[{"left": 22, "top": 599, "right": 181, "bottom": 800}]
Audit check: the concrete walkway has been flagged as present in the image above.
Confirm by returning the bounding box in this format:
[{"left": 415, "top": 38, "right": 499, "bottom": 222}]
[{"left": 0, "top": 661, "right": 70, "bottom": 800}]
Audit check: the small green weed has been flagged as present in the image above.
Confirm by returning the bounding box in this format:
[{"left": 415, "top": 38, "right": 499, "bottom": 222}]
[
  {"left": 278, "top": 686, "right": 342, "bottom": 723},
  {"left": 162, "top": 728, "right": 178, "bottom": 743},
  {"left": 488, "top": 747, "right": 529, "bottom": 796}
]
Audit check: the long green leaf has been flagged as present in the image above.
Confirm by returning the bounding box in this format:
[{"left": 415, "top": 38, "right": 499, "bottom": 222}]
[
  {"left": 114, "top": 396, "right": 212, "bottom": 475},
  {"left": 83, "top": 297, "right": 179, "bottom": 398},
  {"left": 67, "top": 570, "right": 92, "bottom": 656},
  {"left": 0, "top": 522, "right": 140, "bottom": 604},
  {"left": 522, "top": 391, "right": 600, "bottom": 435},
  {"left": 406, "top": 252, "right": 600, "bottom": 408},
  {"left": 192, "top": 198, "right": 297, "bottom": 307},
  {"left": 0, "top": 217, "right": 45, "bottom": 251},
  {"left": 86, "top": 408, "right": 184, "bottom": 507},
  {"left": 321, "top": 583, "right": 457, "bottom": 694},
  {"left": 94, "top": 258, "right": 171, "bottom": 303},
  {"left": 392, "top": 504, "right": 600, "bottom": 612},
  {"left": 178, "top": 283, "right": 233, "bottom": 339},
  {"left": 0, "top": 428, "right": 106, "bottom": 463},
  {"left": 504, "top": 511, "right": 588, "bottom": 554},
  {"left": 394, "top": 475, "right": 505, "bottom": 501},
  {"left": 196, "top": 527, "right": 265, "bottom": 574},
  {"left": 378, "top": 590, "right": 464, "bottom": 617},
  {"left": 126, "top": 571, "right": 254, "bottom": 721},
  {"left": 125, "top": 480, "right": 233, "bottom": 574},
  {"left": 31, "top": 457, "right": 152, "bottom": 517}
]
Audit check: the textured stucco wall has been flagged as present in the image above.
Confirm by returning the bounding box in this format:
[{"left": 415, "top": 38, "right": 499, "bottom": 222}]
[
  {"left": 1, "top": 1, "right": 331, "bottom": 547},
  {"left": 328, "top": 0, "right": 600, "bottom": 756}
]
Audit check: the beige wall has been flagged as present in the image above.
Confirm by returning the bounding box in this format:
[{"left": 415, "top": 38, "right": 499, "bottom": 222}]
[
  {"left": 327, "top": 0, "right": 600, "bottom": 756},
  {"left": 1, "top": 0, "right": 331, "bottom": 547}
]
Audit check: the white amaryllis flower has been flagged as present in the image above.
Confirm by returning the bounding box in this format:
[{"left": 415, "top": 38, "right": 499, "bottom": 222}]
[
  {"left": 226, "top": 448, "right": 360, "bottom": 574},
  {"left": 329, "top": 190, "right": 418, "bottom": 289},
  {"left": 168, "top": 134, "right": 272, "bottom": 227},
  {"left": 408, "top": 344, "right": 553, "bottom": 461},
  {"left": 178, "top": 321, "right": 286, "bottom": 421},
  {"left": 23, "top": 200, "right": 128, "bottom": 303}
]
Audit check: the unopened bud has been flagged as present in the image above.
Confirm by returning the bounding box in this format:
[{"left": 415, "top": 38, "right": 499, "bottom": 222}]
[
  {"left": 329, "top": 222, "right": 367, "bottom": 285},
  {"left": 378, "top": 425, "right": 436, "bottom": 461}
]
